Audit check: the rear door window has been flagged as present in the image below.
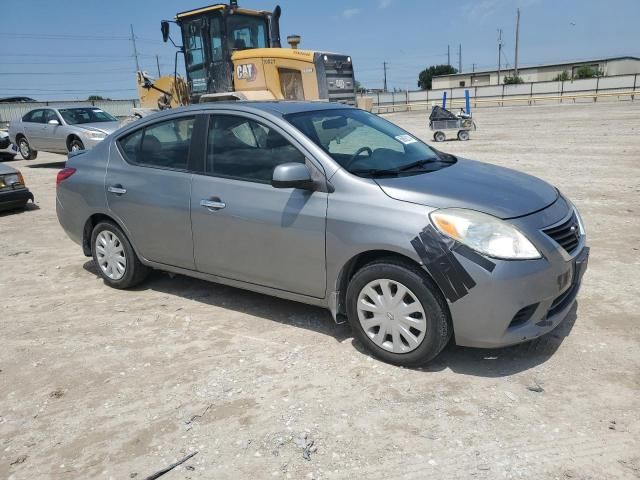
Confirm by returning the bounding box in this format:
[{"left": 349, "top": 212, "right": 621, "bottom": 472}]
[
  {"left": 24, "top": 110, "right": 45, "bottom": 123},
  {"left": 117, "top": 117, "right": 195, "bottom": 170}
]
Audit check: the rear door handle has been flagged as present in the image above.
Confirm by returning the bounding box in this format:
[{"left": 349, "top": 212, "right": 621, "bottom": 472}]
[
  {"left": 200, "top": 199, "right": 226, "bottom": 211},
  {"left": 107, "top": 185, "right": 127, "bottom": 195}
]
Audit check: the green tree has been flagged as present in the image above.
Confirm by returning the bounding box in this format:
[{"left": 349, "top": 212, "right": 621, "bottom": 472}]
[
  {"left": 417, "top": 64, "right": 457, "bottom": 90},
  {"left": 552, "top": 71, "right": 570, "bottom": 81},
  {"left": 574, "top": 65, "right": 603, "bottom": 79},
  {"left": 87, "top": 95, "right": 109, "bottom": 101},
  {"left": 354, "top": 80, "right": 366, "bottom": 94},
  {"left": 503, "top": 76, "right": 524, "bottom": 85}
]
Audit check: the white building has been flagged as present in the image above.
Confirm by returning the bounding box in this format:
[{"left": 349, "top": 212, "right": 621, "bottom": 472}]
[{"left": 432, "top": 56, "right": 640, "bottom": 89}]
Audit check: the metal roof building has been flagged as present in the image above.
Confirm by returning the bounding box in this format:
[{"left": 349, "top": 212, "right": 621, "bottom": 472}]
[{"left": 432, "top": 56, "right": 640, "bottom": 89}]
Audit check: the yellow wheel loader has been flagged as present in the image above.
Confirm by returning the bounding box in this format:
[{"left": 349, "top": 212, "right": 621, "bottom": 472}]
[{"left": 136, "top": 2, "right": 357, "bottom": 115}]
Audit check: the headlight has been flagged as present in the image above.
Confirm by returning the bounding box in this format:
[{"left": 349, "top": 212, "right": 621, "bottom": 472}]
[
  {"left": 85, "top": 131, "right": 106, "bottom": 139},
  {"left": 430, "top": 208, "right": 541, "bottom": 260}
]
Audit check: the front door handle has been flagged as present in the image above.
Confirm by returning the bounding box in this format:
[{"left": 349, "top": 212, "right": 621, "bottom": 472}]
[
  {"left": 107, "top": 185, "right": 127, "bottom": 195},
  {"left": 200, "top": 199, "right": 226, "bottom": 211}
]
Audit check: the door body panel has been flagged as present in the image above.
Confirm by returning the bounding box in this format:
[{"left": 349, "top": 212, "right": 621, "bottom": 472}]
[
  {"left": 191, "top": 175, "right": 327, "bottom": 297},
  {"left": 23, "top": 110, "right": 45, "bottom": 149},
  {"left": 105, "top": 147, "right": 195, "bottom": 269}
]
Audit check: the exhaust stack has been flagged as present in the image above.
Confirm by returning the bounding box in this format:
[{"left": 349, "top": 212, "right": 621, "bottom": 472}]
[{"left": 270, "top": 5, "right": 281, "bottom": 48}]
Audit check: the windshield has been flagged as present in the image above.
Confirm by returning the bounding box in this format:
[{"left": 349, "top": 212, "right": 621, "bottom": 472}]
[
  {"left": 59, "top": 108, "right": 117, "bottom": 125},
  {"left": 227, "top": 14, "right": 268, "bottom": 50},
  {"left": 284, "top": 109, "right": 454, "bottom": 177}
]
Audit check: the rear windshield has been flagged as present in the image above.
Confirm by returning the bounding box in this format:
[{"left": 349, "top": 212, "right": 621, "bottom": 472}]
[
  {"left": 284, "top": 108, "right": 454, "bottom": 178},
  {"left": 59, "top": 108, "right": 117, "bottom": 125}
]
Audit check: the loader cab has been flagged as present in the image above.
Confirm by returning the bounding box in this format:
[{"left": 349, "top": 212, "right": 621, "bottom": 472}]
[{"left": 174, "top": 5, "right": 272, "bottom": 102}]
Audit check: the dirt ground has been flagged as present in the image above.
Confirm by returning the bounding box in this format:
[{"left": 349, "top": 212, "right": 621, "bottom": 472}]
[{"left": 1, "top": 101, "right": 639, "bottom": 479}]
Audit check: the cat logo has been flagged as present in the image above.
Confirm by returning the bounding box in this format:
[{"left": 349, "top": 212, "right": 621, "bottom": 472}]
[{"left": 236, "top": 63, "right": 257, "bottom": 82}]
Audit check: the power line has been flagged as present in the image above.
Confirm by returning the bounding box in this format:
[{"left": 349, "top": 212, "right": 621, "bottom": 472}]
[{"left": 0, "top": 70, "right": 135, "bottom": 75}]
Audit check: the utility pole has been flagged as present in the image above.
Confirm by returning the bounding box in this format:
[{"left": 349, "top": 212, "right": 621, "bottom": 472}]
[
  {"left": 447, "top": 45, "right": 450, "bottom": 66},
  {"left": 156, "top": 55, "right": 161, "bottom": 77},
  {"left": 130, "top": 24, "right": 140, "bottom": 72},
  {"left": 458, "top": 44, "right": 462, "bottom": 72},
  {"left": 472, "top": 63, "right": 476, "bottom": 72},
  {"left": 514, "top": 8, "right": 521, "bottom": 77},
  {"left": 497, "top": 28, "right": 503, "bottom": 85},
  {"left": 383, "top": 61, "right": 388, "bottom": 92}
]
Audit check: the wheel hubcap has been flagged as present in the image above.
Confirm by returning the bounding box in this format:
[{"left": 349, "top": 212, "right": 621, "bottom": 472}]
[
  {"left": 95, "top": 230, "right": 126, "bottom": 280},
  {"left": 71, "top": 144, "right": 80, "bottom": 151},
  {"left": 357, "top": 278, "right": 427, "bottom": 354},
  {"left": 19, "top": 141, "right": 29, "bottom": 157}
]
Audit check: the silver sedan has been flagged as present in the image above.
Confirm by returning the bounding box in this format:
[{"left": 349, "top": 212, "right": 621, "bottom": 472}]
[{"left": 8, "top": 106, "right": 120, "bottom": 159}]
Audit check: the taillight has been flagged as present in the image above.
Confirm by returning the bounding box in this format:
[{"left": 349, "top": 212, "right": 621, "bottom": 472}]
[{"left": 56, "top": 167, "right": 76, "bottom": 186}]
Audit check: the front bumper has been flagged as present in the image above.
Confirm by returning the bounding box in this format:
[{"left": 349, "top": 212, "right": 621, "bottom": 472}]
[
  {"left": 0, "top": 186, "right": 34, "bottom": 211},
  {"left": 79, "top": 135, "right": 105, "bottom": 149},
  {"left": 448, "top": 199, "right": 589, "bottom": 348}
]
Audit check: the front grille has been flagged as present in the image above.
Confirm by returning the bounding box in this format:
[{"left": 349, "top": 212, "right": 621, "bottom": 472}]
[
  {"left": 543, "top": 212, "right": 581, "bottom": 254},
  {"left": 547, "top": 278, "right": 579, "bottom": 318},
  {"left": 315, "top": 53, "right": 356, "bottom": 105}
]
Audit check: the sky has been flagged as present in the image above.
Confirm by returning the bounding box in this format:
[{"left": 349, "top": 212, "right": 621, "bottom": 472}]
[{"left": 1, "top": 0, "right": 639, "bottom": 100}]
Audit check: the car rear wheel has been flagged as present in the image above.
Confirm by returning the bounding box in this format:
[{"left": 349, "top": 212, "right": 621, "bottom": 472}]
[
  {"left": 91, "top": 221, "right": 149, "bottom": 289},
  {"left": 457, "top": 130, "right": 470, "bottom": 141},
  {"left": 69, "top": 138, "right": 85, "bottom": 152},
  {"left": 17, "top": 137, "right": 37, "bottom": 160},
  {"left": 346, "top": 258, "right": 451, "bottom": 367},
  {"left": 434, "top": 131, "right": 446, "bottom": 142}
]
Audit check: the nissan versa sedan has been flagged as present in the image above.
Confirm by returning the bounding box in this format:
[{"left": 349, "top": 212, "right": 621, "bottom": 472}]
[
  {"left": 9, "top": 106, "right": 120, "bottom": 159},
  {"left": 56, "top": 102, "right": 589, "bottom": 366}
]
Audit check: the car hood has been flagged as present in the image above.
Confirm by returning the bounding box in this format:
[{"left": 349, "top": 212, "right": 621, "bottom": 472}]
[
  {"left": 374, "top": 158, "right": 558, "bottom": 219},
  {"left": 0, "top": 162, "right": 18, "bottom": 175},
  {"left": 75, "top": 121, "right": 120, "bottom": 135}
]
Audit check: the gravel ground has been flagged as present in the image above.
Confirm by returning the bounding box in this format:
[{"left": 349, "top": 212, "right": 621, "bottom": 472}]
[{"left": 1, "top": 101, "right": 639, "bottom": 479}]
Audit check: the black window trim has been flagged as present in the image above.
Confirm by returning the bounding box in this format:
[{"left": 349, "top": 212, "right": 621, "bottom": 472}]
[
  {"left": 200, "top": 111, "right": 327, "bottom": 186},
  {"left": 115, "top": 113, "right": 200, "bottom": 173}
]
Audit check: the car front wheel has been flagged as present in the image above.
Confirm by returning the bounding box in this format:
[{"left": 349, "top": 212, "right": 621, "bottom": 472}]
[
  {"left": 346, "top": 258, "right": 451, "bottom": 367},
  {"left": 69, "top": 138, "right": 85, "bottom": 152},
  {"left": 91, "top": 221, "right": 149, "bottom": 289}
]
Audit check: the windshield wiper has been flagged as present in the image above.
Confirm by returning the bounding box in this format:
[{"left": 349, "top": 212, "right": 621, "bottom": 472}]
[
  {"left": 349, "top": 167, "right": 401, "bottom": 178},
  {"left": 397, "top": 158, "right": 438, "bottom": 172}
]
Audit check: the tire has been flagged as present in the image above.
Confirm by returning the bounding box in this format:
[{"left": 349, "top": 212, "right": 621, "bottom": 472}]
[
  {"left": 91, "top": 221, "right": 149, "bottom": 289},
  {"left": 17, "top": 136, "right": 37, "bottom": 160},
  {"left": 457, "top": 130, "right": 470, "bottom": 141},
  {"left": 69, "top": 138, "right": 85, "bottom": 152},
  {"left": 434, "top": 131, "right": 446, "bottom": 142},
  {"left": 346, "top": 258, "right": 452, "bottom": 367}
]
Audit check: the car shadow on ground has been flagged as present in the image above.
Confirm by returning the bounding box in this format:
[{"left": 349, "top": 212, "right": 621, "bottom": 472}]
[
  {"left": 83, "top": 261, "right": 578, "bottom": 377},
  {"left": 25, "top": 160, "right": 66, "bottom": 169},
  {"left": 0, "top": 202, "right": 40, "bottom": 217},
  {"left": 82, "top": 262, "right": 353, "bottom": 343}
]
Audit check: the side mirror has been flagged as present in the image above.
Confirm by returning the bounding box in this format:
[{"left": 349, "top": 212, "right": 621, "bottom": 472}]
[
  {"left": 48, "top": 119, "right": 60, "bottom": 126},
  {"left": 161, "top": 21, "right": 170, "bottom": 43},
  {"left": 272, "top": 163, "right": 315, "bottom": 190}
]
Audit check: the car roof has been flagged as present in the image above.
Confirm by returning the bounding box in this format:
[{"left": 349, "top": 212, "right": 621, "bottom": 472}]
[{"left": 172, "top": 101, "right": 356, "bottom": 117}]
